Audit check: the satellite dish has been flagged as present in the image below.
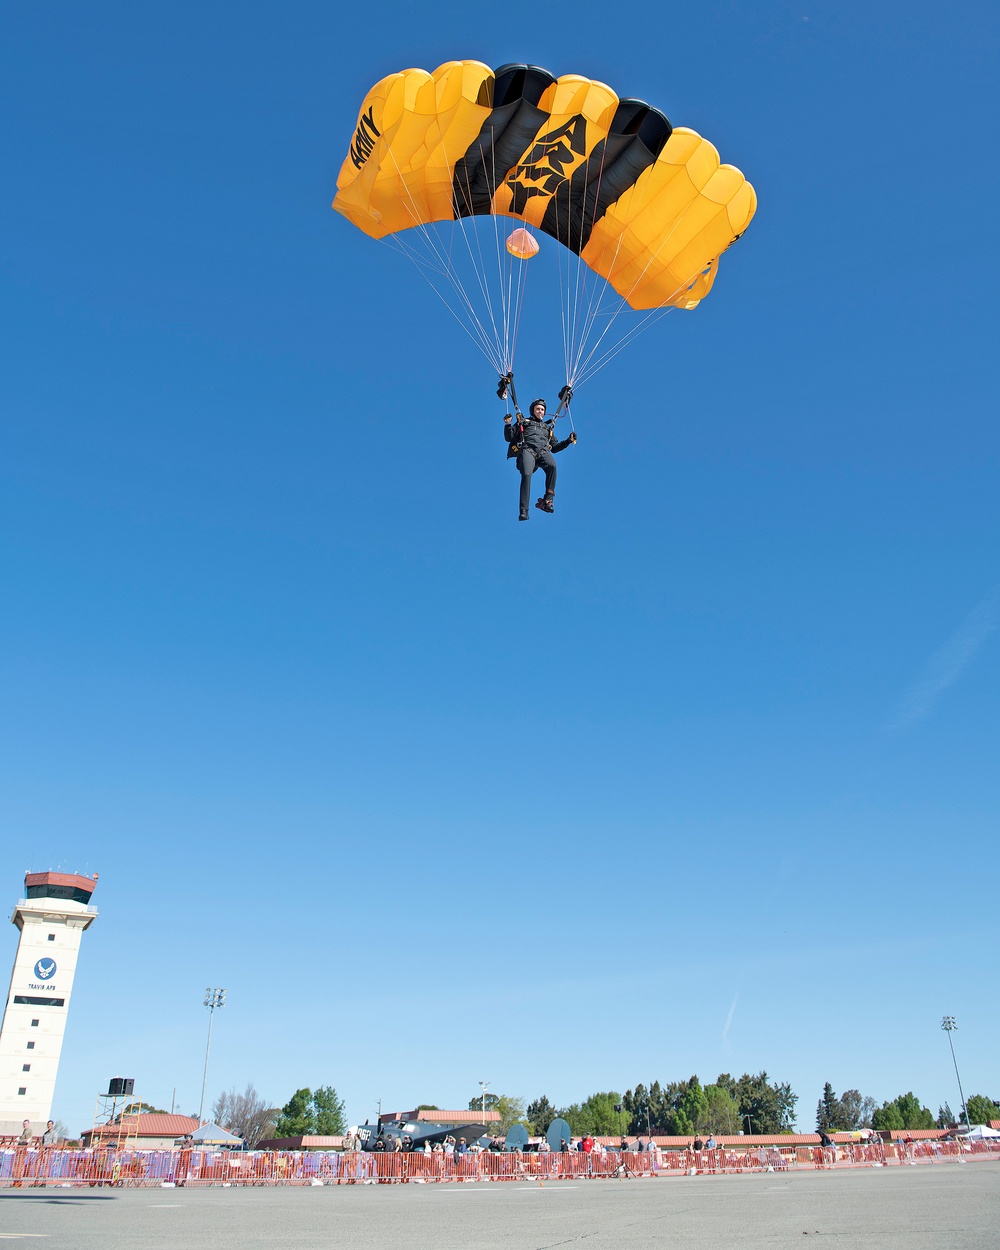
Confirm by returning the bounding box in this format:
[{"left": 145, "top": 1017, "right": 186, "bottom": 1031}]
[
  {"left": 547, "top": 1117, "right": 573, "bottom": 1153},
  {"left": 504, "top": 1124, "right": 529, "bottom": 1152}
]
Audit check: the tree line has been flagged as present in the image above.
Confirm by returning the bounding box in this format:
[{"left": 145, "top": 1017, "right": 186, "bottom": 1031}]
[
  {"left": 206, "top": 1083, "right": 348, "bottom": 1146},
  {"left": 203, "top": 1080, "right": 999, "bottom": 1147},
  {"left": 474, "top": 1077, "right": 1000, "bottom": 1138},
  {"left": 817, "top": 1083, "right": 1000, "bottom": 1132},
  {"left": 471, "top": 1071, "right": 798, "bottom": 1137}
]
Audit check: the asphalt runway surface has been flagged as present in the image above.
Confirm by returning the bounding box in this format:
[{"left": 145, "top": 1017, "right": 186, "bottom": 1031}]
[{"left": 0, "top": 1161, "right": 996, "bottom": 1249}]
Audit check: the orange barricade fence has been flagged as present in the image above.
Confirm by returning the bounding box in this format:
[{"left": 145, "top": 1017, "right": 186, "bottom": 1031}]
[{"left": 1, "top": 1141, "right": 998, "bottom": 1187}]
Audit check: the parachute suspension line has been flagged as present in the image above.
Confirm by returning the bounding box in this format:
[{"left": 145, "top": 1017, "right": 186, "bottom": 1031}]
[
  {"left": 574, "top": 138, "right": 613, "bottom": 377},
  {"left": 379, "top": 233, "right": 504, "bottom": 373},
  {"left": 573, "top": 305, "right": 676, "bottom": 387},
  {"left": 485, "top": 132, "right": 531, "bottom": 377},
  {"left": 565, "top": 142, "right": 613, "bottom": 388},
  {"left": 563, "top": 137, "right": 676, "bottom": 389},
  {"left": 570, "top": 243, "right": 700, "bottom": 386},
  {"left": 446, "top": 152, "right": 506, "bottom": 370},
  {"left": 508, "top": 246, "right": 530, "bottom": 373},
  {"left": 488, "top": 135, "right": 516, "bottom": 375},
  {"left": 380, "top": 141, "right": 506, "bottom": 372},
  {"left": 390, "top": 226, "right": 503, "bottom": 374},
  {"left": 448, "top": 141, "right": 508, "bottom": 371},
  {"left": 566, "top": 191, "right": 704, "bottom": 387},
  {"left": 382, "top": 217, "right": 502, "bottom": 373}
]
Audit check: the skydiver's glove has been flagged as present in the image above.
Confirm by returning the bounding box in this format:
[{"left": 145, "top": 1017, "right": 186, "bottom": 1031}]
[
  {"left": 569, "top": 432, "right": 578, "bottom": 443},
  {"left": 504, "top": 414, "right": 512, "bottom": 424}
]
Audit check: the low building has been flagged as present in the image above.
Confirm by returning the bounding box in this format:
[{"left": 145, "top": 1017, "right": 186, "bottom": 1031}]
[
  {"left": 80, "top": 1113, "right": 199, "bottom": 1149},
  {"left": 256, "top": 1135, "right": 345, "bottom": 1152},
  {"left": 377, "top": 1109, "right": 501, "bottom": 1127}
]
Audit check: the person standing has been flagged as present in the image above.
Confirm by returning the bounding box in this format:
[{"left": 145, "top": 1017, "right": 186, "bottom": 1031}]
[
  {"left": 41, "top": 1121, "right": 58, "bottom": 1147},
  {"left": 17, "top": 1120, "right": 33, "bottom": 1145}
]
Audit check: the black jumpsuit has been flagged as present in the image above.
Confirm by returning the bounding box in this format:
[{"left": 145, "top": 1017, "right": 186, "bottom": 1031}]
[{"left": 504, "top": 415, "right": 573, "bottom": 517}]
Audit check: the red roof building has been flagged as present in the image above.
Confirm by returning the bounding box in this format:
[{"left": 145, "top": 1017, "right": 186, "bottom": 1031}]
[
  {"left": 81, "top": 1113, "right": 199, "bottom": 1149},
  {"left": 378, "top": 1109, "right": 501, "bottom": 1126}
]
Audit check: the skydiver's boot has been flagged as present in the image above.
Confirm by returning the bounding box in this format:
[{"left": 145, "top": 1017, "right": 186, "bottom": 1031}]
[
  {"left": 519, "top": 509, "right": 529, "bottom": 521},
  {"left": 535, "top": 492, "right": 555, "bottom": 514}
]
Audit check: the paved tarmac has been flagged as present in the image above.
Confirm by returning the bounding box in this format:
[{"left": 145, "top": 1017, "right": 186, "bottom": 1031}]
[{"left": 0, "top": 1160, "right": 996, "bottom": 1249}]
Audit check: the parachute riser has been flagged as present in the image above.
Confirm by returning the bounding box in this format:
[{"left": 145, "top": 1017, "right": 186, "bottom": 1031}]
[
  {"left": 499, "top": 373, "right": 574, "bottom": 431},
  {"left": 553, "top": 383, "right": 575, "bottom": 433},
  {"left": 497, "top": 370, "right": 521, "bottom": 415}
]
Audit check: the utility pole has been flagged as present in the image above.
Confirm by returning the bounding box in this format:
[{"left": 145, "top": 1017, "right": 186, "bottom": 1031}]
[
  {"left": 941, "top": 1016, "right": 972, "bottom": 1131},
  {"left": 198, "top": 988, "right": 226, "bottom": 1125}
]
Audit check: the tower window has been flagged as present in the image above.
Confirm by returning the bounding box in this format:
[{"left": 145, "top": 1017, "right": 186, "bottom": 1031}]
[
  {"left": 48, "top": 933, "right": 56, "bottom": 941},
  {"left": 22, "top": 1064, "right": 30, "bottom": 1072},
  {"left": 31, "top": 1019, "right": 39, "bottom": 1027},
  {"left": 27, "top": 1042, "right": 35, "bottom": 1049},
  {"left": 18, "top": 1087, "right": 26, "bottom": 1095}
]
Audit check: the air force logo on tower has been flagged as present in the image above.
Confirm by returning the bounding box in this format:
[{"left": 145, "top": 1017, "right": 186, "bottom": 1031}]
[{"left": 33, "top": 957, "right": 57, "bottom": 981}]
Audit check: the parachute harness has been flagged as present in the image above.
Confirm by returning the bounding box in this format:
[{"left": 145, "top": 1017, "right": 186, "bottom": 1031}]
[{"left": 499, "top": 375, "right": 575, "bottom": 438}]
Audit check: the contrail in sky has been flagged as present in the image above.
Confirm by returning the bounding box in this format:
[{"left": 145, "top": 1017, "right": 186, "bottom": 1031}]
[
  {"left": 722, "top": 994, "right": 738, "bottom": 1048},
  {"left": 888, "top": 585, "right": 1000, "bottom": 730}
]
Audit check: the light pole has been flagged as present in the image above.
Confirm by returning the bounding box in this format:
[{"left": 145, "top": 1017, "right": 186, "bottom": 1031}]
[
  {"left": 941, "top": 1016, "right": 972, "bottom": 1131},
  {"left": 743, "top": 1114, "right": 753, "bottom": 1135},
  {"left": 198, "top": 987, "right": 227, "bottom": 1125},
  {"left": 479, "top": 1080, "right": 490, "bottom": 1122}
]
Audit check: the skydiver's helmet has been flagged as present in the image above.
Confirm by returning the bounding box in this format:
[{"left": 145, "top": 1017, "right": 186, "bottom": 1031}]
[{"left": 529, "top": 398, "right": 547, "bottom": 417}]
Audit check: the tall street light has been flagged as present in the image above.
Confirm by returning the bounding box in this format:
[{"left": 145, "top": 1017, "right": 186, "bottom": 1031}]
[
  {"left": 941, "top": 1016, "right": 972, "bottom": 1131},
  {"left": 479, "top": 1080, "right": 490, "bottom": 1123},
  {"left": 198, "top": 987, "right": 227, "bottom": 1125}
]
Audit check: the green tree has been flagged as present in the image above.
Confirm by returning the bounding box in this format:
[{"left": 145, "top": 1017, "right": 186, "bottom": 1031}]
[
  {"left": 313, "top": 1086, "right": 347, "bottom": 1136},
  {"left": 700, "top": 1085, "right": 741, "bottom": 1135},
  {"left": 560, "top": 1092, "right": 626, "bottom": 1137},
  {"left": 965, "top": 1094, "right": 1000, "bottom": 1126},
  {"left": 872, "top": 1093, "right": 934, "bottom": 1131},
  {"left": 494, "top": 1095, "right": 528, "bottom": 1134},
  {"left": 837, "top": 1090, "right": 876, "bottom": 1131},
  {"left": 468, "top": 1092, "right": 526, "bottom": 1132},
  {"left": 816, "top": 1083, "right": 841, "bottom": 1132},
  {"left": 274, "top": 1088, "right": 314, "bottom": 1137},
  {"left": 717, "top": 1072, "right": 798, "bottom": 1133},
  {"left": 678, "top": 1078, "right": 708, "bottom": 1133},
  {"left": 526, "top": 1096, "right": 557, "bottom": 1134},
  {"left": 622, "top": 1083, "right": 650, "bottom": 1135},
  {"left": 936, "top": 1102, "right": 955, "bottom": 1128},
  {"left": 121, "top": 1102, "right": 169, "bottom": 1117},
  {"left": 415, "top": 1104, "right": 439, "bottom": 1112},
  {"left": 272, "top": 1086, "right": 347, "bottom": 1137},
  {"left": 871, "top": 1101, "right": 904, "bottom": 1131}
]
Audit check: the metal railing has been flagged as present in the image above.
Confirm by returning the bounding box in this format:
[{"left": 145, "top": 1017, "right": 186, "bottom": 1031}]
[{"left": 1, "top": 1140, "right": 997, "bottom": 1188}]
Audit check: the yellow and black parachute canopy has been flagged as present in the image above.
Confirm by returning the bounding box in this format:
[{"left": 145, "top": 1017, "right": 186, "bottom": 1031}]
[{"left": 333, "top": 61, "right": 756, "bottom": 311}]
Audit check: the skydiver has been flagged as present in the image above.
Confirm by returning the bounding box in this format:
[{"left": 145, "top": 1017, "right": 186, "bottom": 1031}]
[{"left": 504, "top": 398, "right": 577, "bottom": 521}]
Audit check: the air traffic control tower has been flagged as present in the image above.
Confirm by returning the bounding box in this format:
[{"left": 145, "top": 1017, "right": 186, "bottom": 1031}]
[{"left": 0, "top": 872, "right": 98, "bottom": 1131}]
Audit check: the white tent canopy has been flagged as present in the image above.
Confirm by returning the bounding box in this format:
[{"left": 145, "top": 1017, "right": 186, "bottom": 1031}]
[
  {"left": 189, "top": 1121, "right": 244, "bottom": 1147},
  {"left": 964, "top": 1124, "right": 1000, "bottom": 1139}
]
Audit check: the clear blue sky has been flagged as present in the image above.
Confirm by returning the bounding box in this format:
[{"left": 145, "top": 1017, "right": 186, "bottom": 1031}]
[{"left": 2, "top": 0, "right": 997, "bottom": 1135}]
